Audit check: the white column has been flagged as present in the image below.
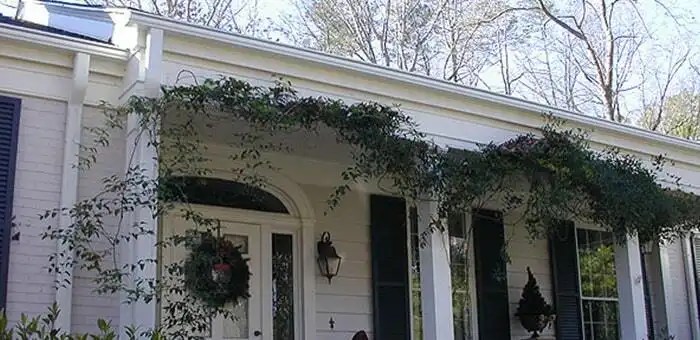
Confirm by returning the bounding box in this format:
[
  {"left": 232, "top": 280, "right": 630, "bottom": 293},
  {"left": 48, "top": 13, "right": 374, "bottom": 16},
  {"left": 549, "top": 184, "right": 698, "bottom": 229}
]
[
  {"left": 132, "top": 27, "right": 163, "bottom": 331},
  {"left": 55, "top": 52, "right": 90, "bottom": 331},
  {"left": 301, "top": 219, "right": 317, "bottom": 339},
  {"left": 417, "top": 200, "right": 455, "bottom": 340},
  {"left": 682, "top": 236, "right": 700, "bottom": 340},
  {"left": 615, "top": 235, "right": 649, "bottom": 340},
  {"left": 119, "top": 28, "right": 163, "bottom": 336},
  {"left": 657, "top": 242, "right": 676, "bottom": 336}
]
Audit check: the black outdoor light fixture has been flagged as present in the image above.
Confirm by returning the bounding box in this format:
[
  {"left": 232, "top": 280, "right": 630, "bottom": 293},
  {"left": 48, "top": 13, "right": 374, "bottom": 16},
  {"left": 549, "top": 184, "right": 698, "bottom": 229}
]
[{"left": 317, "top": 232, "right": 342, "bottom": 283}]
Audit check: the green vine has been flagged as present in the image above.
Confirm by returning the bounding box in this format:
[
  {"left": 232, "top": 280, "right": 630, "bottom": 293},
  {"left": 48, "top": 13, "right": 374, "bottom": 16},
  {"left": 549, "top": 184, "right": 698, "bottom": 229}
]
[{"left": 37, "top": 76, "right": 700, "bottom": 337}]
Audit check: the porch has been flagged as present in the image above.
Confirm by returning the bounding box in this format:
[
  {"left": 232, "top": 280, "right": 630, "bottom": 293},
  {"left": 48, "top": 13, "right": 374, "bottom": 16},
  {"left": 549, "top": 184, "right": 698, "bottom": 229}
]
[{"left": 126, "top": 108, "right": 664, "bottom": 340}]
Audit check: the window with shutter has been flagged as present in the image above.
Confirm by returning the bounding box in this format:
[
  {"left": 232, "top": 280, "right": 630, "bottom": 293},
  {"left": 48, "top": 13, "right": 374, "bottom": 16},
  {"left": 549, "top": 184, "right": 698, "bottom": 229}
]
[
  {"left": 576, "top": 229, "right": 619, "bottom": 340},
  {"left": 0, "top": 96, "right": 21, "bottom": 309},
  {"left": 549, "top": 222, "right": 584, "bottom": 339},
  {"left": 692, "top": 235, "right": 700, "bottom": 328},
  {"left": 370, "top": 194, "right": 411, "bottom": 339},
  {"left": 550, "top": 223, "right": 622, "bottom": 340},
  {"left": 448, "top": 212, "right": 474, "bottom": 340},
  {"left": 472, "top": 209, "right": 510, "bottom": 340}
]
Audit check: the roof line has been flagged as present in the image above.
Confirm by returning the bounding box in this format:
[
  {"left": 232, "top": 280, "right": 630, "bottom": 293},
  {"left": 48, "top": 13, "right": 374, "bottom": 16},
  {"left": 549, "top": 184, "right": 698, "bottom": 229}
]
[
  {"left": 0, "top": 22, "right": 128, "bottom": 60},
  {"left": 129, "top": 11, "right": 700, "bottom": 155}
]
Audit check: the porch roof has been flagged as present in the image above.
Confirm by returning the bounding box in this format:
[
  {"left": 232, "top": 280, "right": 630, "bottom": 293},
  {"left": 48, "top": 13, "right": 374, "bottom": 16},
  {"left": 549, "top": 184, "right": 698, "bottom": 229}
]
[{"left": 0, "top": 1, "right": 698, "bottom": 164}]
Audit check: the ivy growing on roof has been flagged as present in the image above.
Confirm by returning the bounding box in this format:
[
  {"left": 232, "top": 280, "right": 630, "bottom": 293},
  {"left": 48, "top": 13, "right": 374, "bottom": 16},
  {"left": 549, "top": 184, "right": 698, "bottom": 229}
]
[{"left": 39, "top": 76, "right": 700, "bottom": 337}]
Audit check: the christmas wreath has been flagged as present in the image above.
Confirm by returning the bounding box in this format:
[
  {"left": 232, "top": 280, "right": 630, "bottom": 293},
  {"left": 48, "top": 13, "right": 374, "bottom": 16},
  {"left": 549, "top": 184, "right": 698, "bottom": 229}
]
[{"left": 183, "top": 230, "right": 251, "bottom": 308}]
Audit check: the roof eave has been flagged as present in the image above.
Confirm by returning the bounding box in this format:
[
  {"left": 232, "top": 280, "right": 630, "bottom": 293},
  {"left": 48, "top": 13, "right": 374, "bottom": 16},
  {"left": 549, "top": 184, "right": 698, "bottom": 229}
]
[
  {"left": 127, "top": 11, "right": 700, "bottom": 156},
  {"left": 0, "top": 22, "right": 129, "bottom": 60}
]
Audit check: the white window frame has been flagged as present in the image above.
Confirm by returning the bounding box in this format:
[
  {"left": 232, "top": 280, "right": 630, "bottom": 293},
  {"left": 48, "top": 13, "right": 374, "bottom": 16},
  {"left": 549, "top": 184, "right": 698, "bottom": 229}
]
[
  {"left": 448, "top": 212, "right": 479, "bottom": 340},
  {"left": 407, "top": 206, "right": 423, "bottom": 340},
  {"left": 575, "top": 227, "right": 621, "bottom": 340}
]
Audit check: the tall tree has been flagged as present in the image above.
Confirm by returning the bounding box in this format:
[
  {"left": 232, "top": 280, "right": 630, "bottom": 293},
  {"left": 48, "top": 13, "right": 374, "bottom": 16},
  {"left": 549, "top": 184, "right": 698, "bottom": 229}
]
[
  {"left": 639, "top": 62, "right": 700, "bottom": 141},
  {"left": 96, "top": 0, "right": 265, "bottom": 35},
  {"left": 436, "top": 0, "right": 513, "bottom": 86},
  {"left": 283, "top": 0, "right": 446, "bottom": 74},
  {"left": 283, "top": 0, "right": 514, "bottom": 85},
  {"left": 523, "top": 0, "right": 649, "bottom": 121},
  {"left": 640, "top": 90, "right": 700, "bottom": 140},
  {"left": 506, "top": 0, "right": 696, "bottom": 123}
]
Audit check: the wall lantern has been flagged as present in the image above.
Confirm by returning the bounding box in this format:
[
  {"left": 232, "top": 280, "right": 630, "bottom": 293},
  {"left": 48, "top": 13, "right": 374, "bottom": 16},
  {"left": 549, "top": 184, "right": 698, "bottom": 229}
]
[{"left": 317, "top": 232, "right": 342, "bottom": 283}]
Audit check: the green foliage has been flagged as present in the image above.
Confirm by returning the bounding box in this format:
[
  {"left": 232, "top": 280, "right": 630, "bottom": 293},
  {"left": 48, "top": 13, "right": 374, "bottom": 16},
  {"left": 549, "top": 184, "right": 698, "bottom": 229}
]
[
  {"left": 579, "top": 244, "right": 617, "bottom": 297},
  {"left": 441, "top": 121, "right": 700, "bottom": 242},
  {"left": 0, "top": 304, "right": 162, "bottom": 340},
  {"left": 183, "top": 230, "right": 251, "bottom": 308},
  {"left": 640, "top": 90, "right": 700, "bottom": 141},
  {"left": 36, "top": 76, "right": 700, "bottom": 337}
]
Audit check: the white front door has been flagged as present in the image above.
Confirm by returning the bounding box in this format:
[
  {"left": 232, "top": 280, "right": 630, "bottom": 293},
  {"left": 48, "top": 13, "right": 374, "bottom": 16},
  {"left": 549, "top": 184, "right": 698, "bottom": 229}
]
[
  {"left": 212, "top": 221, "right": 263, "bottom": 339},
  {"left": 161, "top": 209, "right": 299, "bottom": 340}
]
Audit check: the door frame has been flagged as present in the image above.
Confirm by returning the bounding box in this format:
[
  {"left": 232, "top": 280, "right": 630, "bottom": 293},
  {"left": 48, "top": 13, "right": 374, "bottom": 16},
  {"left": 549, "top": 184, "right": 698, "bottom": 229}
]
[{"left": 159, "top": 203, "right": 315, "bottom": 339}]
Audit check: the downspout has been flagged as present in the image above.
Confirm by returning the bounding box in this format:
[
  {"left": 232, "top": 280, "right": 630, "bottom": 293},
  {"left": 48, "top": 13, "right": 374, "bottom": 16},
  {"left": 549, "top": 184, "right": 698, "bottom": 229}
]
[
  {"left": 682, "top": 235, "right": 700, "bottom": 340},
  {"left": 55, "top": 52, "right": 90, "bottom": 331}
]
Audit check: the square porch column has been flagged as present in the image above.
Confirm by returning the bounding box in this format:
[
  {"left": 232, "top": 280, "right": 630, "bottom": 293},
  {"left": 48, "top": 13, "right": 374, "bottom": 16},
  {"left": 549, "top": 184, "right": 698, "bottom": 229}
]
[
  {"left": 417, "top": 200, "right": 455, "bottom": 340},
  {"left": 615, "top": 235, "right": 649, "bottom": 339},
  {"left": 119, "top": 27, "right": 163, "bottom": 336}
]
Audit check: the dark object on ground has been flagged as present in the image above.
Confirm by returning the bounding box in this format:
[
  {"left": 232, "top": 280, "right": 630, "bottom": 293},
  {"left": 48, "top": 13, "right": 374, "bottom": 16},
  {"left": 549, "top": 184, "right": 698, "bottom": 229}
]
[{"left": 352, "top": 330, "right": 369, "bottom": 340}]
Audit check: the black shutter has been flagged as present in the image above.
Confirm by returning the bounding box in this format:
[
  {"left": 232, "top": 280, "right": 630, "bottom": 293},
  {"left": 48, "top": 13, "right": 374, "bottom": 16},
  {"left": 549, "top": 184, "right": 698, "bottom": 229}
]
[
  {"left": 549, "top": 222, "right": 583, "bottom": 339},
  {"left": 0, "top": 96, "right": 20, "bottom": 309},
  {"left": 472, "top": 209, "right": 511, "bottom": 340},
  {"left": 370, "top": 194, "right": 410, "bottom": 339},
  {"left": 692, "top": 235, "right": 700, "bottom": 327}
]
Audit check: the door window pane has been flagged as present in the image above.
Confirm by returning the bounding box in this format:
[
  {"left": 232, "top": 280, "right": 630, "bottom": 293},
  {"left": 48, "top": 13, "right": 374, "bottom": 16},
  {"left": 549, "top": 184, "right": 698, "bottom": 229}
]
[{"left": 272, "top": 233, "right": 294, "bottom": 340}]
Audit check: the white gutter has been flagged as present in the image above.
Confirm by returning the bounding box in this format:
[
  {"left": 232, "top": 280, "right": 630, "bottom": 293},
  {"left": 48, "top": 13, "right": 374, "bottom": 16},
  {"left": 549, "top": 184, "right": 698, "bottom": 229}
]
[
  {"left": 55, "top": 52, "right": 90, "bottom": 331},
  {"left": 0, "top": 22, "right": 128, "bottom": 60},
  {"left": 682, "top": 235, "right": 700, "bottom": 339},
  {"left": 128, "top": 11, "right": 700, "bottom": 157}
]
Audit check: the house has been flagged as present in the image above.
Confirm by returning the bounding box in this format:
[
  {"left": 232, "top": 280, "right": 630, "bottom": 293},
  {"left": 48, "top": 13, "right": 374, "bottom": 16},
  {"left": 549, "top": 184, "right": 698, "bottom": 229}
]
[{"left": 1, "top": 1, "right": 700, "bottom": 339}]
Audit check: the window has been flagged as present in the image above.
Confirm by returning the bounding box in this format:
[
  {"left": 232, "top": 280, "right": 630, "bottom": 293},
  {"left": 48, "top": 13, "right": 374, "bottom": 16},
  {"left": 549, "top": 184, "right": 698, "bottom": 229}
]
[
  {"left": 161, "top": 176, "right": 289, "bottom": 214},
  {"left": 409, "top": 207, "right": 423, "bottom": 340},
  {"left": 272, "top": 233, "right": 294, "bottom": 340},
  {"left": 577, "top": 229, "right": 620, "bottom": 340},
  {"left": 407, "top": 210, "right": 478, "bottom": 340},
  {"left": 448, "top": 213, "right": 473, "bottom": 340}
]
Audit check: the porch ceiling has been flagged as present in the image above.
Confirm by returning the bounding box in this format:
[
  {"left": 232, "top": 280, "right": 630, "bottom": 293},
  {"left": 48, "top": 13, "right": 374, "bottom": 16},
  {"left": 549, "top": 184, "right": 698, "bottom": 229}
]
[{"left": 162, "top": 113, "right": 356, "bottom": 165}]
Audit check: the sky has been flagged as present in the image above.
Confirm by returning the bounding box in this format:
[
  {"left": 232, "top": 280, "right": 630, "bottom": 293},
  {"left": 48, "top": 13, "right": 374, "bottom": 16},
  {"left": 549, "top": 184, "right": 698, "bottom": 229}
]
[{"left": 3, "top": 0, "right": 700, "bottom": 121}]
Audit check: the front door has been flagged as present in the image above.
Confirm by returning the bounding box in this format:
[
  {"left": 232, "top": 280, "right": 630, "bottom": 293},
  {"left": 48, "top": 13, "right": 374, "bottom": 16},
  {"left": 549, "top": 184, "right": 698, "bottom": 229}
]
[
  {"left": 162, "top": 209, "right": 298, "bottom": 339},
  {"left": 213, "top": 221, "right": 262, "bottom": 339}
]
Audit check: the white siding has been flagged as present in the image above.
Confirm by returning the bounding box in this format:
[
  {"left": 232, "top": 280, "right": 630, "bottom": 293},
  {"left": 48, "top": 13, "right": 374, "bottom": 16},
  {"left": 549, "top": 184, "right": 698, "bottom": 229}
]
[
  {"left": 303, "top": 184, "right": 373, "bottom": 339},
  {"left": 1, "top": 39, "right": 126, "bottom": 329},
  {"left": 665, "top": 241, "right": 693, "bottom": 339},
  {"left": 5, "top": 96, "right": 66, "bottom": 323},
  {"left": 505, "top": 221, "right": 555, "bottom": 340},
  {"left": 70, "top": 106, "right": 125, "bottom": 333}
]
